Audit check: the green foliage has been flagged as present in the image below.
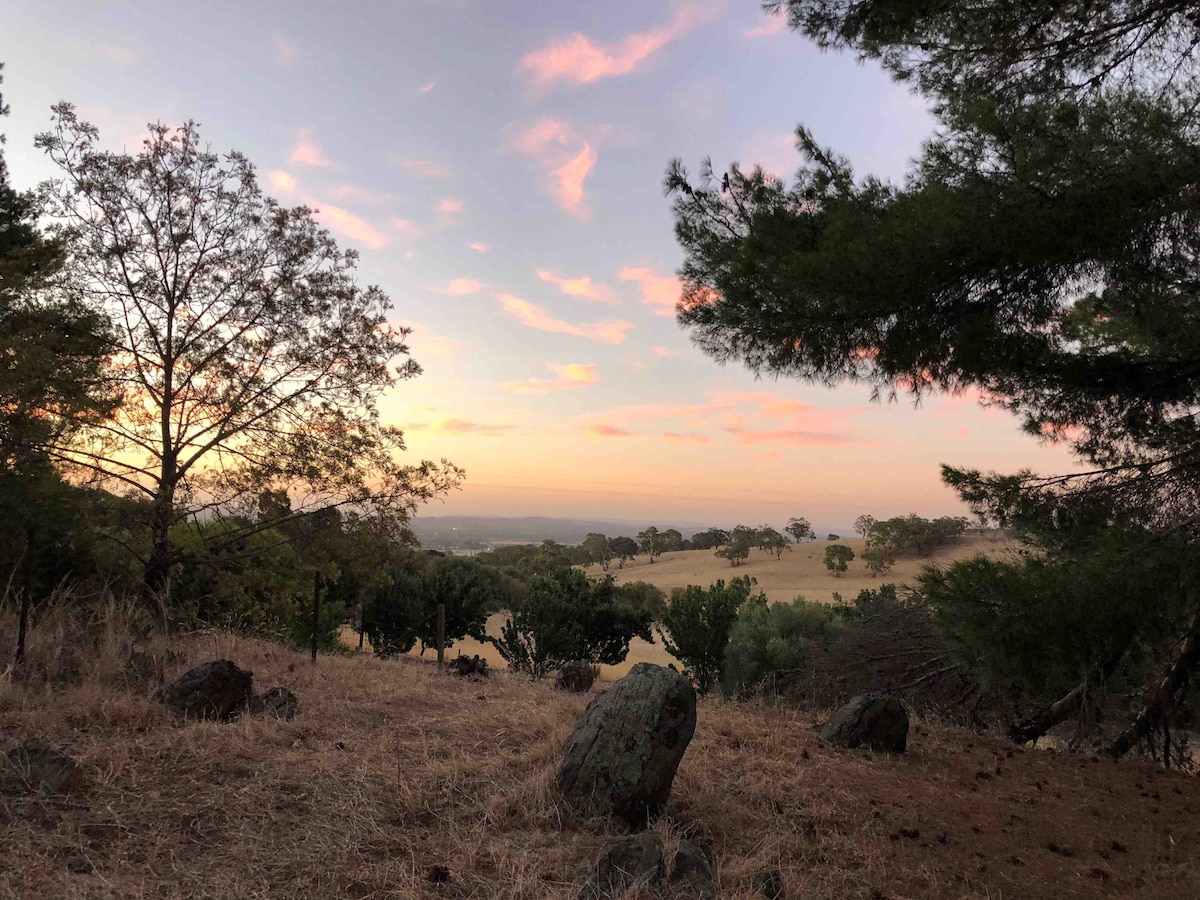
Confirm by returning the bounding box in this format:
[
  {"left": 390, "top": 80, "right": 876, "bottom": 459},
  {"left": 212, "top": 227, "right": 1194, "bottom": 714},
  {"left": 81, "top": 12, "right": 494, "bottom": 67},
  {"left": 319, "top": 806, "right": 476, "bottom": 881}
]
[
  {"left": 824, "top": 544, "right": 855, "bottom": 576},
  {"left": 757, "top": 525, "right": 791, "bottom": 559},
  {"left": 582, "top": 532, "right": 613, "bottom": 570},
  {"left": 659, "top": 576, "right": 758, "bottom": 694},
  {"left": 854, "top": 515, "right": 876, "bottom": 539},
  {"left": 616, "top": 581, "right": 668, "bottom": 622},
  {"left": 690, "top": 527, "right": 730, "bottom": 550},
  {"left": 867, "top": 515, "right": 967, "bottom": 559},
  {"left": 722, "top": 594, "right": 845, "bottom": 698},
  {"left": 637, "top": 526, "right": 662, "bottom": 562},
  {"left": 609, "top": 535, "right": 639, "bottom": 568},
  {"left": 491, "top": 569, "right": 653, "bottom": 679},
  {"left": 785, "top": 517, "right": 815, "bottom": 543}
]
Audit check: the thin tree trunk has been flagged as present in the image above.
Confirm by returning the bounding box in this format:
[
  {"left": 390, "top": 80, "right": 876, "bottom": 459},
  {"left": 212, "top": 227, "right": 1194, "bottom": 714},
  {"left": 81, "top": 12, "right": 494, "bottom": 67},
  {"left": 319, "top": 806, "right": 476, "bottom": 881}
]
[
  {"left": 310, "top": 571, "right": 321, "bottom": 664},
  {"left": 1009, "top": 649, "right": 1125, "bottom": 745},
  {"left": 1108, "top": 604, "right": 1200, "bottom": 759},
  {"left": 16, "top": 527, "right": 34, "bottom": 663}
]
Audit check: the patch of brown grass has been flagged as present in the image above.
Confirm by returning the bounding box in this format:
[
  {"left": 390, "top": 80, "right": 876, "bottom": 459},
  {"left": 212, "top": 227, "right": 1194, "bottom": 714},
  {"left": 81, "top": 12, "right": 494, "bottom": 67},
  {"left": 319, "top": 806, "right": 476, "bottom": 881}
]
[{"left": 3, "top": 603, "right": 1199, "bottom": 898}]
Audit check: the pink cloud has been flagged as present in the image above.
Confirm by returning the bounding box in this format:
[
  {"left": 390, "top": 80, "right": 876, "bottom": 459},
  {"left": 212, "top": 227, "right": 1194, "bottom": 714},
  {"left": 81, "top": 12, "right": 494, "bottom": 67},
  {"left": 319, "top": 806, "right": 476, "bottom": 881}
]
[
  {"left": 619, "top": 266, "right": 681, "bottom": 316},
  {"left": 437, "top": 198, "right": 464, "bottom": 217},
  {"left": 585, "top": 425, "right": 633, "bottom": 438},
  {"left": 291, "top": 129, "right": 334, "bottom": 168},
  {"left": 662, "top": 431, "right": 712, "bottom": 445},
  {"left": 537, "top": 269, "right": 613, "bottom": 303},
  {"left": 419, "top": 79, "right": 438, "bottom": 95},
  {"left": 652, "top": 345, "right": 677, "bottom": 358},
  {"left": 746, "top": 12, "right": 788, "bottom": 38},
  {"left": 268, "top": 170, "right": 297, "bottom": 196},
  {"left": 519, "top": 4, "right": 712, "bottom": 90},
  {"left": 500, "top": 361, "right": 600, "bottom": 395},
  {"left": 273, "top": 34, "right": 296, "bottom": 66},
  {"left": 391, "top": 219, "right": 423, "bottom": 241},
  {"left": 435, "top": 278, "right": 486, "bottom": 297},
  {"left": 505, "top": 118, "right": 603, "bottom": 218},
  {"left": 727, "top": 427, "right": 856, "bottom": 447},
  {"left": 498, "top": 294, "right": 632, "bottom": 345},
  {"left": 307, "top": 198, "right": 387, "bottom": 250},
  {"left": 469, "top": 242, "right": 488, "bottom": 254},
  {"left": 396, "top": 157, "right": 451, "bottom": 179},
  {"left": 408, "top": 418, "right": 517, "bottom": 437}
]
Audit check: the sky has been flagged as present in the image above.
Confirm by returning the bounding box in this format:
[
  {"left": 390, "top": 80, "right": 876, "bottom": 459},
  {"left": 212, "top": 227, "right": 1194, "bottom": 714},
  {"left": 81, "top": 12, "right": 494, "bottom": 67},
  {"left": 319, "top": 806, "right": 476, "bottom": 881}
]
[{"left": 2, "top": 0, "right": 1082, "bottom": 530}]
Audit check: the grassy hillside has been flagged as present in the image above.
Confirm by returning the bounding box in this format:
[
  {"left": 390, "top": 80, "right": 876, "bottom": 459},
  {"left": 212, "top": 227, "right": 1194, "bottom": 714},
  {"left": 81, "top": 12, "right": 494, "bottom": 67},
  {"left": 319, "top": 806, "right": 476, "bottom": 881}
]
[{"left": 3, "top": 619, "right": 1199, "bottom": 899}]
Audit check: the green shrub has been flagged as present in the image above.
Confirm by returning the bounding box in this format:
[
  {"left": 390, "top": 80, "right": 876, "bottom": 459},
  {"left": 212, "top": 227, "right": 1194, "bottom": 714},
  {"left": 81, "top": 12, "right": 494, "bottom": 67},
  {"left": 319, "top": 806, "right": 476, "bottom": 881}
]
[
  {"left": 722, "top": 595, "right": 845, "bottom": 697},
  {"left": 659, "top": 576, "right": 758, "bottom": 693}
]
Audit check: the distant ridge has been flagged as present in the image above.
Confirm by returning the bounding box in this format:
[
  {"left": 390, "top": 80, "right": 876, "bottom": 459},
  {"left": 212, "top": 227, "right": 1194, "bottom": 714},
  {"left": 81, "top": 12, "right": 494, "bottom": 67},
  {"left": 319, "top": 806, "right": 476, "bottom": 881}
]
[{"left": 408, "top": 515, "right": 705, "bottom": 547}]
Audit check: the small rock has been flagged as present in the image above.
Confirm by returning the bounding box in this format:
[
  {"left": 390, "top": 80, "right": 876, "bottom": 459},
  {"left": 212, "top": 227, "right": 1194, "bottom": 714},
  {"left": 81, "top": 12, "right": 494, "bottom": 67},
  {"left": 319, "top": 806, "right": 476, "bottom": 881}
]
[
  {"left": 556, "top": 661, "right": 596, "bottom": 693},
  {"left": 447, "top": 655, "right": 488, "bottom": 678},
  {"left": 819, "top": 694, "right": 908, "bottom": 753},
  {"left": 580, "top": 832, "right": 663, "bottom": 898},
  {"left": 752, "top": 868, "right": 785, "bottom": 899},
  {"left": 245, "top": 687, "right": 298, "bottom": 720},
  {"left": 558, "top": 663, "right": 697, "bottom": 827},
  {"left": 668, "top": 841, "right": 715, "bottom": 896},
  {"left": 157, "top": 660, "right": 253, "bottom": 720},
  {"left": 66, "top": 856, "right": 93, "bottom": 875},
  {"left": 1, "top": 739, "right": 77, "bottom": 796}
]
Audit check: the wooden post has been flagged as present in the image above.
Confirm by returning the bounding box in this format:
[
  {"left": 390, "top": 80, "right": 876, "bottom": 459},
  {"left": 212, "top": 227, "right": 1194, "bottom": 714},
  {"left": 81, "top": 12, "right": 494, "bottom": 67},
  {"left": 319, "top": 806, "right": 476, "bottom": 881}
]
[
  {"left": 16, "top": 527, "right": 33, "bottom": 663},
  {"left": 436, "top": 603, "right": 445, "bottom": 668},
  {"left": 310, "top": 570, "right": 321, "bottom": 664}
]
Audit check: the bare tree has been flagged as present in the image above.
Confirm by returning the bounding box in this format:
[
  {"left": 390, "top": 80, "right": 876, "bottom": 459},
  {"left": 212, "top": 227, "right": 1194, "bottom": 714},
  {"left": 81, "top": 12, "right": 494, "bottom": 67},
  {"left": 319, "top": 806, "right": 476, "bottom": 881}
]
[{"left": 36, "top": 107, "right": 462, "bottom": 595}]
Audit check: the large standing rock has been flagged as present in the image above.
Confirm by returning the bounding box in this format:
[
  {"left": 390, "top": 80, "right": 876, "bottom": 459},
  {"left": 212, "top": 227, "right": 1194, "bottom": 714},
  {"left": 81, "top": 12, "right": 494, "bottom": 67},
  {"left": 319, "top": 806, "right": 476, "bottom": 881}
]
[
  {"left": 557, "top": 663, "right": 696, "bottom": 827},
  {"left": 157, "top": 660, "right": 253, "bottom": 720},
  {"left": 819, "top": 693, "right": 908, "bottom": 753},
  {"left": 1, "top": 739, "right": 77, "bottom": 796}
]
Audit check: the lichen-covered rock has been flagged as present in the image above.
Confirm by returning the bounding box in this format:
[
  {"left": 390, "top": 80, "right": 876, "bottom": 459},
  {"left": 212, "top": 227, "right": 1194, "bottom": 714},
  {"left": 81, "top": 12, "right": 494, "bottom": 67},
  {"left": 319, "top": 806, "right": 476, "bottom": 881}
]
[
  {"left": 579, "top": 831, "right": 663, "bottom": 898},
  {"left": 157, "top": 659, "right": 253, "bottom": 720},
  {"left": 557, "top": 662, "right": 696, "bottom": 827},
  {"left": 245, "top": 687, "right": 298, "bottom": 720},
  {"left": 1, "top": 738, "right": 77, "bottom": 796},
  {"left": 819, "top": 693, "right": 909, "bottom": 753},
  {"left": 556, "top": 660, "right": 596, "bottom": 693}
]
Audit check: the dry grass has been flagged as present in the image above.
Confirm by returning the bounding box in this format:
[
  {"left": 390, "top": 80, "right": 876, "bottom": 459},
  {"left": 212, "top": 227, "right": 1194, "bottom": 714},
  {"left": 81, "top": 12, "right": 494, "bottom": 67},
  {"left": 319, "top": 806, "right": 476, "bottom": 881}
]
[{"left": 3, "top": 604, "right": 1200, "bottom": 899}]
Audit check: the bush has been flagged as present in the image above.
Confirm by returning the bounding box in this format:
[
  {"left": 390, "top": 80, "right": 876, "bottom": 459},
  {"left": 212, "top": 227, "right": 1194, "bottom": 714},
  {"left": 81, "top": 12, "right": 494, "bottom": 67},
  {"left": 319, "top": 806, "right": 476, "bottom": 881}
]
[
  {"left": 824, "top": 544, "right": 855, "bottom": 576},
  {"left": 616, "top": 581, "right": 668, "bottom": 621},
  {"left": 722, "top": 595, "right": 844, "bottom": 697},
  {"left": 659, "top": 576, "right": 759, "bottom": 694},
  {"left": 491, "top": 569, "right": 653, "bottom": 679}
]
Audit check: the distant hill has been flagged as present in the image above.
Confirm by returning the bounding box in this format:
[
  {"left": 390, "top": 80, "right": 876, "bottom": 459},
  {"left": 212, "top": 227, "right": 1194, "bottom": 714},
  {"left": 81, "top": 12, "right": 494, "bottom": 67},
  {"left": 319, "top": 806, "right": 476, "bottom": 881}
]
[{"left": 407, "top": 515, "right": 703, "bottom": 549}]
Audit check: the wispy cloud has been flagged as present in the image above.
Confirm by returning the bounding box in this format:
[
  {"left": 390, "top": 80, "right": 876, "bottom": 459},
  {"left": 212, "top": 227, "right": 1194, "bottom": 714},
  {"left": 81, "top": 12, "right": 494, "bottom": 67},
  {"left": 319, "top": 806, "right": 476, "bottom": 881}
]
[
  {"left": 584, "top": 424, "right": 633, "bottom": 437},
  {"left": 395, "top": 157, "right": 451, "bottom": 179},
  {"left": 504, "top": 118, "right": 603, "bottom": 219},
  {"left": 435, "top": 278, "right": 486, "bottom": 296},
  {"left": 268, "top": 170, "right": 297, "bottom": 196},
  {"left": 80, "top": 41, "right": 143, "bottom": 66},
  {"left": 469, "top": 242, "right": 488, "bottom": 254},
  {"left": 307, "top": 198, "right": 387, "bottom": 250},
  {"left": 725, "top": 427, "right": 857, "bottom": 447},
  {"left": 746, "top": 11, "right": 788, "bottom": 38},
  {"left": 407, "top": 418, "right": 517, "bottom": 436},
  {"left": 291, "top": 128, "right": 335, "bottom": 168},
  {"left": 391, "top": 219, "right": 423, "bottom": 241},
  {"left": 405, "top": 323, "right": 463, "bottom": 359},
  {"left": 537, "top": 269, "right": 614, "bottom": 303},
  {"left": 273, "top": 34, "right": 296, "bottom": 66},
  {"left": 662, "top": 431, "right": 712, "bottom": 445},
  {"left": 500, "top": 361, "right": 600, "bottom": 395},
  {"left": 652, "top": 345, "right": 677, "bottom": 358},
  {"left": 419, "top": 79, "right": 438, "bottom": 95},
  {"left": 437, "top": 198, "right": 465, "bottom": 217},
  {"left": 519, "top": 4, "right": 713, "bottom": 91},
  {"left": 499, "top": 294, "right": 631, "bottom": 345},
  {"left": 619, "top": 266, "right": 681, "bottom": 316}
]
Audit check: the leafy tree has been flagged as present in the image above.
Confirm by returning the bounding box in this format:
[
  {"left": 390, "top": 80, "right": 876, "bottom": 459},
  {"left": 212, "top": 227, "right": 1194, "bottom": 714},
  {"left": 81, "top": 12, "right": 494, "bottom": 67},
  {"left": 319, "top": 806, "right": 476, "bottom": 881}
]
[
  {"left": 824, "top": 544, "right": 855, "bottom": 576},
  {"left": 582, "top": 532, "right": 613, "bottom": 571},
  {"left": 757, "top": 525, "right": 791, "bottom": 559},
  {"left": 637, "top": 526, "right": 663, "bottom": 563},
  {"left": 36, "top": 109, "right": 461, "bottom": 596},
  {"left": 609, "top": 535, "right": 639, "bottom": 568},
  {"left": 659, "top": 576, "right": 757, "bottom": 693},
  {"left": 862, "top": 544, "right": 895, "bottom": 576},
  {"left": 722, "top": 594, "right": 844, "bottom": 697},
  {"left": 716, "top": 525, "right": 755, "bottom": 567},
  {"left": 660, "top": 528, "right": 685, "bottom": 552},
  {"left": 616, "top": 581, "right": 668, "bottom": 621},
  {"left": 785, "top": 517, "right": 815, "bottom": 543},
  {"left": 669, "top": 0, "right": 1200, "bottom": 755},
  {"left": 691, "top": 527, "right": 730, "bottom": 550},
  {"left": 868, "top": 515, "right": 967, "bottom": 558},
  {"left": 854, "top": 515, "right": 876, "bottom": 540},
  {"left": 491, "top": 568, "right": 653, "bottom": 679}
]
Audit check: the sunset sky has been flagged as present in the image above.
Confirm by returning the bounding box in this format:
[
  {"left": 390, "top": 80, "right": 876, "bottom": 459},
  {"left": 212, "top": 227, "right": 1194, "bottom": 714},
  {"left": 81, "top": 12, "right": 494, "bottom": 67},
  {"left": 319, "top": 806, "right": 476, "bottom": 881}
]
[{"left": 3, "top": 1, "right": 1081, "bottom": 529}]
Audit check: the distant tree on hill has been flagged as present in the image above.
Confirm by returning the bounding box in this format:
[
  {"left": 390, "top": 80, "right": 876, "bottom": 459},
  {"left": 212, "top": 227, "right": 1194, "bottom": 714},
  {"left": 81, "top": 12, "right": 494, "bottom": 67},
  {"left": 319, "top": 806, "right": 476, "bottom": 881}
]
[
  {"left": 691, "top": 527, "right": 730, "bottom": 550},
  {"left": 854, "top": 515, "right": 876, "bottom": 540},
  {"left": 757, "top": 526, "right": 791, "bottom": 559},
  {"left": 716, "top": 525, "right": 756, "bottom": 567},
  {"left": 659, "top": 576, "right": 759, "bottom": 693},
  {"left": 827, "top": 534, "right": 840, "bottom": 541},
  {"left": 610, "top": 536, "right": 639, "bottom": 568},
  {"left": 785, "top": 517, "right": 816, "bottom": 543},
  {"left": 660, "top": 528, "right": 685, "bottom": 552},
  {"left": 824, "top": 544, "right": 855, "bottom": 576},
  {"left": 637, "top": 526, "right": 663, "bottom": 563},
  {"left": 582, "top": 532, "right": 613, "bottom": 571}
]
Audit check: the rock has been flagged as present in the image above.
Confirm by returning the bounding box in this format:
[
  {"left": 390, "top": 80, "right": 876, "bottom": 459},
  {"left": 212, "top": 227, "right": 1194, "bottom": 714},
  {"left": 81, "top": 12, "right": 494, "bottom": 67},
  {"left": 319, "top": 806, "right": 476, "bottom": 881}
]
[
  {"left": 447, "top": 655, "right": 488, "bottom": 678},
  {"left": 556, "top": 661, "right": 596, "bottom": 693},
  {"left": 667, "top": 841, "right": 715, "bottom": 896},
  {"left": 751, "top": 868, "right": 785, "bottom": 899},
  {"left": 579, "top": 831, "right": 664, "bottom": 898},
  {"left": 819, "top": 693, "right": 908, "bottom": 753},
  {"left": 157, "top": 659, "right": 253, "bottom": 720},
  {"left": 66, "top": 856, "right": 93, "bottom": 875},
  {"left": 245, "top": 687, "right": 298, "bottom": 720},
  {"left": 1, "top": 739, "right": 78, "bottom": 796},
  {"left": 557, "top": 663, "right": 697, "bottom": 827}
]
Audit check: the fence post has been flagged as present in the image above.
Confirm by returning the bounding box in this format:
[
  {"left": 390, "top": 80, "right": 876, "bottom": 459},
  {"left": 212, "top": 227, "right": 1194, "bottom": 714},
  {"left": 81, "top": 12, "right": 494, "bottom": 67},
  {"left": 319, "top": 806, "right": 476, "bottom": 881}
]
[
  {"left": 16, "top": 527, "right": 33, "bottom": 663},
  {"left": 310, "top": 570, "right": 321, "bottom": 664},
  {"left": 436, "top": 603, "right": 445, "bottom": 668}
]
